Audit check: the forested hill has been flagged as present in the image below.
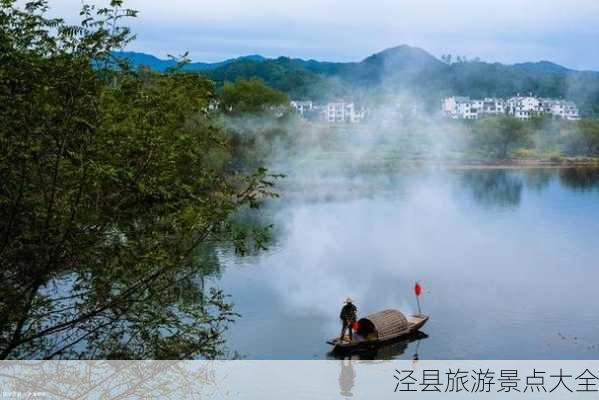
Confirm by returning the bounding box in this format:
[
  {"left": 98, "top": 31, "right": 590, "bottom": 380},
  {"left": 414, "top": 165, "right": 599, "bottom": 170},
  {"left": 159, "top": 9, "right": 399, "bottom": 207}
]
[
  {"left": 113, "top": 51, "right": 266, "bottom": 72},
  {"left": 117, "top": 45, "right": 599, "bottom": 115}
]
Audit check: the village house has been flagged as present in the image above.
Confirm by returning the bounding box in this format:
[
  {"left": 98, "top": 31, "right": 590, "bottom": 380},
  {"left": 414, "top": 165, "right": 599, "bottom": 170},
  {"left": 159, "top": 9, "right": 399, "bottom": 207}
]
[
  {"left": 442, "top": 95, "right": 580, "bottom": 120},
  {"left": 442, "top": 97, "right": 505, "bottom": 120},
  {"left": 289, "top": 100, "right": 313, "bottom": 118},
  {"left": 540, "top": 98, "right": 580, "bottom": 120},
  {"left": 506, "top": 95, "right": 543, "bottom": 119},
  {"left": 291, "top": 100, "right": 367, "bottom": 124}
]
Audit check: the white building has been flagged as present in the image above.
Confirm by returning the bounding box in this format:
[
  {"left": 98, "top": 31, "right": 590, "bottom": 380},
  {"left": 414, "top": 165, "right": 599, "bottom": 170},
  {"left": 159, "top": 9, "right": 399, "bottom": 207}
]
[
  {"left": 442, "top": 95, "right": 580, "bottom": 121},
  {"left": 290, "top": 99, "right": 367, "bottom": 124},
  {"left": 442, "top": 96, "right": 505, "bottom": 120},
  {"left": 560, "top": 101, "right": 581, "bottom": 120},
  {"left": 506, "top": 95, "right": 543, "bottom": 119},
  {"left": 290, "top": 100, "right": 313, "bottom": 118},
  {"left": 541, "top": 98, "right": 581, "bottom": 120},
  {"left": 324, "top": 101, "right": 362, "bottom": 123},
  {"left": 442, "top": 96, "right": 476, "bottom": 119},
  {"left": 481, "top": 98, "right": 506, "bottom": 115}
]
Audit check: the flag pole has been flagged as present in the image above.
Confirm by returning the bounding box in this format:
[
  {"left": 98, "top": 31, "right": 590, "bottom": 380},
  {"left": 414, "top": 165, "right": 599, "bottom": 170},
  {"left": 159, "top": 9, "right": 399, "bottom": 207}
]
[{"left": 414, "top": 281, "right": 422, "bottom": 315}]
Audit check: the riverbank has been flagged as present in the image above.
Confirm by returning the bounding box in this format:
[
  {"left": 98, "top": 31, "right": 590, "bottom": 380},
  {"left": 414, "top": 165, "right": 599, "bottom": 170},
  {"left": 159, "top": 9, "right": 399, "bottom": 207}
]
[
  {"left": 289, "top": 153, "right": 599, "bottom": 172},
  {"left": 400, "top": 157, "right": 599, "bottom": 170}
]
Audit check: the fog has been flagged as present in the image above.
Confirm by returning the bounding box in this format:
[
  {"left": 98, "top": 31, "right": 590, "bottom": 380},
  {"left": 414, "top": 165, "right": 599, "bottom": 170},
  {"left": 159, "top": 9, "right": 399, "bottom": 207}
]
[
  {"left": 218, "top": 168, "right": 599, "bottom": 359},
  {"left": 210, "top": 71, "right": 599, "bottom": 358}
]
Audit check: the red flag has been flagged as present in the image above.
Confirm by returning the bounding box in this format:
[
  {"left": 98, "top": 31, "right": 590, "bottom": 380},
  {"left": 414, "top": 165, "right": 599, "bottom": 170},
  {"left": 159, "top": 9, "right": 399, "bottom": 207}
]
[{"left": 414, "top": 282, "right": 422, "bottom": 297}]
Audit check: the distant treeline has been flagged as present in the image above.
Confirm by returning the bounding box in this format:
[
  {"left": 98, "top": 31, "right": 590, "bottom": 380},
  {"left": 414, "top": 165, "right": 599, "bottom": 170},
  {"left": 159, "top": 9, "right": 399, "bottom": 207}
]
[
  {"left": 116, "top": 48, "right": 599, "bottom": 117},
  {"left": 193, "top": 46, "right": 599, "bottom": 117},
  {"left": 462, "top": 116, "right": 599, "bottom": 160}
]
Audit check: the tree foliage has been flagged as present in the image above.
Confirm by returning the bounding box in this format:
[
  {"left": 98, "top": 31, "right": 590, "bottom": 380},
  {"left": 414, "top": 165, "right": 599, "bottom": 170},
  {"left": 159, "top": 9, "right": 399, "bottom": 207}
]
[
  {"left": 569, "top": 119, "right": 599, "bottom": 155},
  {"left": 0, "top": 0, "right": 277, "bottom": 359},
  {"left": 220, "top": 77, "right": 288, "bottom": 114},
  {"left": 470, "top": 116, "right": 532, "bottom": 158}
]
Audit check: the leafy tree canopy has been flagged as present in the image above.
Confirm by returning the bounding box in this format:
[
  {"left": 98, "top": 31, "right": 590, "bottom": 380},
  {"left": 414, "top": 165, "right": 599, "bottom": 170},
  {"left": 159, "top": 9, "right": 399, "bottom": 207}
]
[
  {"left": 0, "top": 0, "right": 277, "bottom": 359},
  {"left": 220, "top": 77, "right": 288, "bottom": 115},
  {"left": 470, "top": 116, "right": 533, "bottom": 159}
]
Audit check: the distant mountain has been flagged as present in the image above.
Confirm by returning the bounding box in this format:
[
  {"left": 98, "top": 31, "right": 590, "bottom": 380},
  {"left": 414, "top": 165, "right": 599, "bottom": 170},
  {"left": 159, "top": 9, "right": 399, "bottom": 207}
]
[
  {"left": 362, "top": 45, "right": 446, "bottom": 71},
  {"left": 202, "top": 45, "right": 451, "bottom": 97},
  {"left": 113, "top": 51, "right": 266, "bottom": 72},
  {"left": 113, "top": 51, "right": 177, "bottom": 71},
  {"left": 297, "top": 45, "right": 448, "bottom": 86},
  {"left": 512, "top": 61, "right": 572, "bottom": 75},
  {"left": 115, "top": 46, "right": 599, "bottom": 115}
]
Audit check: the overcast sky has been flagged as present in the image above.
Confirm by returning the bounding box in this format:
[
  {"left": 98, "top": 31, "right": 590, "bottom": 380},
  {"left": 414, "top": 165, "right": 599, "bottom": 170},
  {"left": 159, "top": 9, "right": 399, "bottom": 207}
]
[{"left": 49, "top": 0, "right": 599, "bottom": 70}]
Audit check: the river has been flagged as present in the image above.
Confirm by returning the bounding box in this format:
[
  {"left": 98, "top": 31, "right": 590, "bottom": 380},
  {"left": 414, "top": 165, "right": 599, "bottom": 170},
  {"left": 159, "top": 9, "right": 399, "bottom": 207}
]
[{"left": 217, "top": 167, "right": 599, "bottom": 359}]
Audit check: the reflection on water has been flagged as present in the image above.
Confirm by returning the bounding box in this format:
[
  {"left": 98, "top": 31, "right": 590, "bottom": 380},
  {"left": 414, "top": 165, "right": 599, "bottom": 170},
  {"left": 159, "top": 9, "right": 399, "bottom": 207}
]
[
  {"left": 335, "top": 333, "right": 428, "bottom": 397},
  {"left": 559, "top": 168, "right": 599, "bottom": 190},
  {"left": 460, "top": 170, "right": 523, "bottom": 208},
  {"left": 339, "top": 359, "right": 356, "bottom": 397},
  {"left": 219, "top": 167, "right": 599, "bottom": 359},
  {"left": 524, "top": 169, "right": 553, "bottom": 192},
  {"left": 0, "top": 361, "right": 217, "bottom": 398}
]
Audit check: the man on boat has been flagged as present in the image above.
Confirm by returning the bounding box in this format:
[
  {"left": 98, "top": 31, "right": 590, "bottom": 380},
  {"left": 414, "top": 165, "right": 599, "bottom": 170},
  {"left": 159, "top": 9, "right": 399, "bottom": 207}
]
[{"left": 339, "top": 297, "right": 358, "bottom": 342}]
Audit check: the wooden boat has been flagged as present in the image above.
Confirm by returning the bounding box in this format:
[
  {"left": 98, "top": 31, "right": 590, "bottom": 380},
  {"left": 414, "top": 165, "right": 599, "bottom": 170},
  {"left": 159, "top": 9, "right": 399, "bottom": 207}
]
[
  {"left": 327, "top": 309, "right": 429, "bottom": 353},
  {"left": 328, "top": 331, "right": 429, "bottom": 360}
]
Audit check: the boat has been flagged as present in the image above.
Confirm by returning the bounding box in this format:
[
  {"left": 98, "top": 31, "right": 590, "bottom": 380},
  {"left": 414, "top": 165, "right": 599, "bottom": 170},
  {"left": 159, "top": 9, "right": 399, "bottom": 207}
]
[
  {"left": 327, "top": 330, "right": 429, "bottom": 359},
  {"left": 327, "top": 309, "right": 429, "bottom": 353}
]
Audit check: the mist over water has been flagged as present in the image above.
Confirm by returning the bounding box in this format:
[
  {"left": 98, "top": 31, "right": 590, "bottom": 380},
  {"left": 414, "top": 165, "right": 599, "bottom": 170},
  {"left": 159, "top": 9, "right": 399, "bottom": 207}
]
[
  {"left": 216, "top": 167, "right": 599, "bottom": 359},
  {"left": 216, "top": 94, "right": 599, "bottom": 359}
]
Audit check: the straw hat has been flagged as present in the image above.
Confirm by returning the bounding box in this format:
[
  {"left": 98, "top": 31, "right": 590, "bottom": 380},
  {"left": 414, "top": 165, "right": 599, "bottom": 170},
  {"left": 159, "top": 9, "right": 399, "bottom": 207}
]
[{"left": 344, "top": 297, "right": 354, "bottom": 304}]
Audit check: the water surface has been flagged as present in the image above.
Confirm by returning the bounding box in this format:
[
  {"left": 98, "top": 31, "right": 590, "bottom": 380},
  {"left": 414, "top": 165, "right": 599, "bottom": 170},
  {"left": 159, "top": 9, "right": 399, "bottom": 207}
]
[{"left": 217, "top": 168, "right": 599, "bottom": 359}]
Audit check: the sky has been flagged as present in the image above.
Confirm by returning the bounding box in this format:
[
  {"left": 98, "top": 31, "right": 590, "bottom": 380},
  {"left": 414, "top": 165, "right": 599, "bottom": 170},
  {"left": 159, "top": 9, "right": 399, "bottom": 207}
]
[{"left": 48, "top": 0, "right": 599, "bottom": 71}]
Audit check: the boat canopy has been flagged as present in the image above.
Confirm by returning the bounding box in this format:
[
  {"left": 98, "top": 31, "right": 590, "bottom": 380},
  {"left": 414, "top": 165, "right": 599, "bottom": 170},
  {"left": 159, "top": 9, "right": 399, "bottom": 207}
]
[{"left": 357, "top": 309, "right": 410, "bottom": 341}]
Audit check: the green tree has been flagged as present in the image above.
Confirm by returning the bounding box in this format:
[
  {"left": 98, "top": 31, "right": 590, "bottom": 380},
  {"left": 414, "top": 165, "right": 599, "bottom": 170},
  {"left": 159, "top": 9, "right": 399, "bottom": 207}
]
[
  {"left": 470, "top": 116, "right": 532, "bottom": 159},
  {"left": 0, "top": 1, "right": 277, "bottom": 359},
  {"left": 220, "top": 77, "right": 288, "bottom": 114},
  {"left": 574, "top": 119, "right": 599, "bottom": 155}
]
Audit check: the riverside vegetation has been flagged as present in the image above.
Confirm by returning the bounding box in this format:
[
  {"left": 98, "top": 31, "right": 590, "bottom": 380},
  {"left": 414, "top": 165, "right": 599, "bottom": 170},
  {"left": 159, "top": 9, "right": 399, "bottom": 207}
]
[{"left": 0, "top": 0, "right": 283, "bottom": 359}]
